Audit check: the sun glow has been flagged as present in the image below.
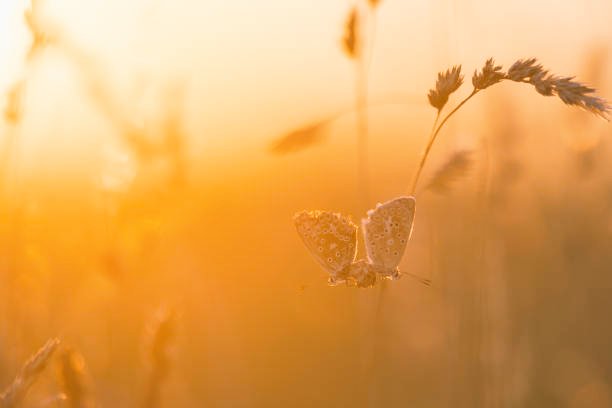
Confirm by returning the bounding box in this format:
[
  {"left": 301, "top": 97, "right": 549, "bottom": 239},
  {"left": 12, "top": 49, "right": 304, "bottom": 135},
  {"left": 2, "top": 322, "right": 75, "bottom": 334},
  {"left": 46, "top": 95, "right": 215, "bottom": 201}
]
[
  {"left": 0, "top": 1, "right": 29, "bottom": 84},
  {"left": 1, "top": 1, "right": 612, "bottom": 407}
]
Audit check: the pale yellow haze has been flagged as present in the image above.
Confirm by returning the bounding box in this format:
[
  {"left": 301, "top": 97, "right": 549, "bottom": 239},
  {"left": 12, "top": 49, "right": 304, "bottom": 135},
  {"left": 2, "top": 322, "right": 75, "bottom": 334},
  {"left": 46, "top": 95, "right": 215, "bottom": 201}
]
[
  {"left": 1, "top": 0, "right": 611, "bottom": 176},
  {"left": 1, "top": 2, "right": 612, "bottom": 407}
]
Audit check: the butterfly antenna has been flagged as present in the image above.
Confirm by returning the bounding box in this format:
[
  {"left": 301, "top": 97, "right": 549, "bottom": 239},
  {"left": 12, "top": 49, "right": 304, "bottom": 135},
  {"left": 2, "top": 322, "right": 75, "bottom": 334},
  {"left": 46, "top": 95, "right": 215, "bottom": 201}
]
[{"left": 405, "top": 272, "right": 432, "bottom": 287}]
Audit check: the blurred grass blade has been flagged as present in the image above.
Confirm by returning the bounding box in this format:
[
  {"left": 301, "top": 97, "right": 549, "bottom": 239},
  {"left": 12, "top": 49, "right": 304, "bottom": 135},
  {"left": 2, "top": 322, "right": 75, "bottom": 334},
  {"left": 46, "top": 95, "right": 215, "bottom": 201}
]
[
  {"left": 0, "top": 338, "right": 60, "bottom": 408},
  {"left": 141, "top": 308, "right": 177, "bottom": 408},
  {"left": 59, "top": 348, "right": 95, "bottom": 408},
  {"left": 425, "top": 150, "right": 473, "bottom": 194},
  {"left": 269, "top": 120, "right": 330, "bottom": 155},
  {"left": 269, "top": 93, "right": 423, "bottom": 155}
]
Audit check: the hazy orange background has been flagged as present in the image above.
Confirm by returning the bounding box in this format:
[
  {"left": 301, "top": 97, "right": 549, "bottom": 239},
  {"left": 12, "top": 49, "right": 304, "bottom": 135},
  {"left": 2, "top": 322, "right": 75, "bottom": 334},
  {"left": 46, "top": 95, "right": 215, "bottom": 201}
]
[{"left": 1, "top": 1, "right": 612, "bottom": 407}]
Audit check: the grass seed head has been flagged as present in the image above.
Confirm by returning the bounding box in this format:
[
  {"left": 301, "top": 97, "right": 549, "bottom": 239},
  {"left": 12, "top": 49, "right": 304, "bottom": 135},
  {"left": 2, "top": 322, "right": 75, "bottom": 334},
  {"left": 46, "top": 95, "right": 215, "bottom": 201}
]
[
  {"left": 553, "top": 76, "right": 610, "bottom": 119},
  {"left": 506, "top": 58, "right": 611, "bottom": 119},
  {"left": 472, "top": 58, "right": 505, "bottom": 90},
  {"left": 428, "top": 65, "right": 464, "bottom": 111},
  {"left": 0, "top": 338, "right": 60, "bottom": 408},
  {"left": 342, "top": 7, "right": 360, "bottom": 59},
  {"left": 425, "top": 150, "right": 473, "bottom": 194},
  {"left": 506, "top": 58, "right": 544, "bottom": 82}
]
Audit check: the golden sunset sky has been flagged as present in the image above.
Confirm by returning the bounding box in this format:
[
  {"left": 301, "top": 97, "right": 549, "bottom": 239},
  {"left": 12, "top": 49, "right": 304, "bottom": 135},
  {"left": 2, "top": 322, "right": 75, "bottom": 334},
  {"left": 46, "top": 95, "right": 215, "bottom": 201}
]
[{"left": 1, "top": 0, "right": 611, "bottom": 172}]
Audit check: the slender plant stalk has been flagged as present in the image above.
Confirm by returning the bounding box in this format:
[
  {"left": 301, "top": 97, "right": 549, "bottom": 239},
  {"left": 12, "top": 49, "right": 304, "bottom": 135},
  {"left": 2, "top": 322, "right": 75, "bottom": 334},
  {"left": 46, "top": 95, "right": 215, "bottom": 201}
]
[
  {"left": 142, "top": 309, "right": 175, "bottom": 408},
  {"left": 0, "top": 130, "right": 17, "bottom": 195},
  {"left": 356, "top": 49, "right": 370, "bottom": 209},
  {"left": 411, "top": 89, "right": 478, "bottom": 195},
  {"left": 430, "top": 110, "right": 441, "bottom": 140},
  {"left": 293, "top": 54, "right": 609, "bottom": 408},
  {"left": 365, "top": 6, "right": 378, "bottom": 77},
  {"left": 0, "top": 338, "right": 60, "bottom": 407},
  {"left": 342, "top": 4, "right": 370, "bottom": 209},
  {"left": 59, "top": 348, "right": 95, "bottom": 408}
]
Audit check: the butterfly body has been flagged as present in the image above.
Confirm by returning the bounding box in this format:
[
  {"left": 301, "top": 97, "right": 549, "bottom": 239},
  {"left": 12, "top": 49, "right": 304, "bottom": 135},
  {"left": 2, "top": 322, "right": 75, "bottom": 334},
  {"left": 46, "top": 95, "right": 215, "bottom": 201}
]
[
  {"left": 294, "top": 196, "right": 417, "bottom": 288},
  {"left": 347, "top": 260, "right": 382, "bottom": 288}
]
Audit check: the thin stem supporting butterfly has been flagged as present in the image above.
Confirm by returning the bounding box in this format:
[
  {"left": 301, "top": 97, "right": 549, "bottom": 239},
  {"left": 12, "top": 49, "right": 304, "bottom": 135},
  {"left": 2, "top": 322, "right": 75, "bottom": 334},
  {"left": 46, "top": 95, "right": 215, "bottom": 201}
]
[{"left": 294, "top": 57, "right": 609, "bottom": 289}]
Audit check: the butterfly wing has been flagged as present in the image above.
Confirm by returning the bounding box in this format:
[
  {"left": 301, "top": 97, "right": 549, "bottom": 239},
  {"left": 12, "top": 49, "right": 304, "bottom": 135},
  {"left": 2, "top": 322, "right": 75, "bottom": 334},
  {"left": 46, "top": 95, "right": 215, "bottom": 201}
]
[
  {"left": 294, "top": 210, "right": 358, "bottom": 284},
  {"left": 362, "top": 196, "right": 416, "bottom": 278}
]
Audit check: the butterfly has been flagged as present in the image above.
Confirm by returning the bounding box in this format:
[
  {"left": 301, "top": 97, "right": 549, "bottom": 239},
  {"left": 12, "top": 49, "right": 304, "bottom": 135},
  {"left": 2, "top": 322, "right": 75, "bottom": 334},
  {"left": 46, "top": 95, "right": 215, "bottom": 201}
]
[{"left": 294, "top": 196, "right": 418, "bottom": 288}]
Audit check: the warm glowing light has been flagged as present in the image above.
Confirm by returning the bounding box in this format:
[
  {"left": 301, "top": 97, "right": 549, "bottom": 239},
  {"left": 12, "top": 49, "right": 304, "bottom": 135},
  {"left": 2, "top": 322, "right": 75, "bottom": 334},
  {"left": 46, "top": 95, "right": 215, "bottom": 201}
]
[{"left": 1, "top": 2, "right": 611, "bottom": 407}]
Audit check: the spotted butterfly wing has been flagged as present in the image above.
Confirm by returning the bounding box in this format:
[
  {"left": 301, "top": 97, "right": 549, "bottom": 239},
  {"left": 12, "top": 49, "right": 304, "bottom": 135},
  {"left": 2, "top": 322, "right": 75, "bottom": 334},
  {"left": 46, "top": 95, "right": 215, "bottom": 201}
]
[
  {"left": 294, "top": 210, "right": 358, "bottom": 284},
  {"left": 362, "top": 196, "right": 416, "bottom": 279}
]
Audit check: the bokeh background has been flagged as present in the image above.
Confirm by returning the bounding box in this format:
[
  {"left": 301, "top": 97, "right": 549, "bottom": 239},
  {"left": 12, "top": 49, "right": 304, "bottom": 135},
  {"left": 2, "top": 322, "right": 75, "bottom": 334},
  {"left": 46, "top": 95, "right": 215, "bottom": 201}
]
[{"left": 1, "top": 0, "right": 612, "bottom": 407}]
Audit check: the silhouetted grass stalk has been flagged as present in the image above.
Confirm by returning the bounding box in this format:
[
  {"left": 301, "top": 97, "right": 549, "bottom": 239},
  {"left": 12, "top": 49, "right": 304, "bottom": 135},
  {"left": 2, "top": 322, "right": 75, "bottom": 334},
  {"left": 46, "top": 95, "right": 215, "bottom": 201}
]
[
  {"left": 141, "top": 309, "right": 176, "bottom": 408},
  {"left": 411, "top": 89, "right": 477, "bottom": 194},
  {"left": 412, "top": 57, "right": 609, "bottom": 195},
  {"left": 356, "top": 54, "right": 370, "bottom": 208},
  {"left": 0, "top": 338, "right": 60, "bottom": 408}
]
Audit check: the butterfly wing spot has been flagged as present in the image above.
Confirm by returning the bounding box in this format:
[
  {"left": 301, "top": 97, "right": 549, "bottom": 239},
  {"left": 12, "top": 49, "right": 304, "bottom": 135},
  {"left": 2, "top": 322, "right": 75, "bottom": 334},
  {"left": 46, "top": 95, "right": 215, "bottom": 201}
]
[
  {"left": 362, "top": 196, "right": 416, "bottom": 271},
  {"left": 294, "top": 210, "right": 358, "bottom": 281},
  {"left": 296, "top": 198, "right": 416, "bottom": 288}
]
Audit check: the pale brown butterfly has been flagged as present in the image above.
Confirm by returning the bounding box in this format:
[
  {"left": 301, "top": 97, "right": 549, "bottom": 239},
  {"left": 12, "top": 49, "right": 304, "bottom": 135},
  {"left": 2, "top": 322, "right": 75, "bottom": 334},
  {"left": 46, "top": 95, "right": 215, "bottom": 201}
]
[
  {"left": 293, "top": 210, "right": 361, "bottom": 285},
  {"left": 361, "top": 196, "right": 416, "bottom": 280},
  {"left": 294, "top": 196, "right": 428, "bottom": 287}
]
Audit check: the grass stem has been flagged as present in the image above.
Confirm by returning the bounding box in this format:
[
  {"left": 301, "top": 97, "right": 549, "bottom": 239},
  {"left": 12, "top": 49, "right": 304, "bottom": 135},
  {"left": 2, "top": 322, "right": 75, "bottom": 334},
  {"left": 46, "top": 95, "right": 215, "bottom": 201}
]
[{"left": 410, "top": 89, "right": 478, "bottom": 195}]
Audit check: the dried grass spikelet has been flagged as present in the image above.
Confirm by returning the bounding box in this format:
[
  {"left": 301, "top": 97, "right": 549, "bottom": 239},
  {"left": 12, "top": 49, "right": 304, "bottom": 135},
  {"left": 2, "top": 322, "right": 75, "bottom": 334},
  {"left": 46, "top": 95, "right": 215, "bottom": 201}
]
[
  {"left": 141, "top": 309, "right": 176, "bottom": 408},
  {"left": 507, "top": 59, "right": 557, "bottom": 96},
  {"left": 411, "top": 56, "right": 609, "bottom": 194},
  {"left": 4, "top": 81, "right": 25, "bottom": 125},
  {"left": 58, "top": 348, "right": 95, "bottom": 408},
  {"left": 342, "top": 7, "right": 360, "bottom": 59},
  {"left": 506, "top": 58, "right": 544, "bottom": 82},
  {"left": 472, "top": 58, "right": 505, "bottom": 90},
  {"left": 428, "top": 65, "right": 463, "bottom": 111},
  {"left": 268, "top": 94, "right": 426, "bottom": 155},
  {"left": 269, "top": 120, "right": 329, "bottom": 154},
  {"left": 0, "top": 338, "right": 60, "bottom": 408},
  {"left": 553, "top": 77, "right": 610, "bottom": 119},
  {"left": 506, "top": 58, "right": 610, "bottom": 119},
  {"left": 53, "top": 35, "right": 161, "bottom": 162},
  {"left": 425, "top": 150, "right": 473, "bottom": 193},
  {"left": 24, "top": 0, "right": 55, "bottom": 60}
]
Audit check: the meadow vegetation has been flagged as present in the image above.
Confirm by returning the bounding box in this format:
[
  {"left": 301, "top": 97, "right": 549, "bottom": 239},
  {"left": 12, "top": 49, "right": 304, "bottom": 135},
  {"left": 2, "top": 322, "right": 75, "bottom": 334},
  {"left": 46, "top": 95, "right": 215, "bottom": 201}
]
[{"left": 1, "top": 1, "right": 611, "bottom": 407}]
